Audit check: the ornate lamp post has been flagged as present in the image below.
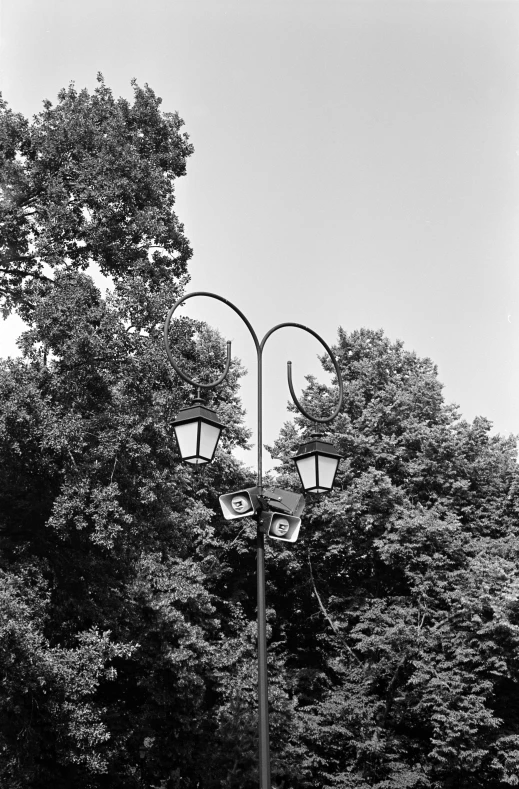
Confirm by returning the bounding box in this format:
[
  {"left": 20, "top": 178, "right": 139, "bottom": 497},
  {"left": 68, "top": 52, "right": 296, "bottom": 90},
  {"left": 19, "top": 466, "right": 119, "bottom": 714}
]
[{"left": 164, "top": 292, "right": 343, "bottom": 789}]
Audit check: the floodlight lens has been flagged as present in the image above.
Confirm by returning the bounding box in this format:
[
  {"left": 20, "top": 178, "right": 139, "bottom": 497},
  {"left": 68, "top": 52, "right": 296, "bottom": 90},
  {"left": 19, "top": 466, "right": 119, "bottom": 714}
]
[
  {"left": 271, "top": 517, "right": 290, "bottom": 537},
  {"left": 231, "top": 494, "right": 250, "bottom": 513}
]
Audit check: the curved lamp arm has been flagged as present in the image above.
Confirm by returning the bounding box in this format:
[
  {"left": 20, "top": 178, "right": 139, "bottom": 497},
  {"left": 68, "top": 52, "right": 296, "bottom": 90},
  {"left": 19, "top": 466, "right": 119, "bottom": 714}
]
[
  {"left": 164, "top": 292, "right": 343, "bottom": 424},
  {"left": 163, "top": 291, "right": 259, "bottom": 390},
  {"left": 260, "top": 323, "right": 343, "bottom": 424}
]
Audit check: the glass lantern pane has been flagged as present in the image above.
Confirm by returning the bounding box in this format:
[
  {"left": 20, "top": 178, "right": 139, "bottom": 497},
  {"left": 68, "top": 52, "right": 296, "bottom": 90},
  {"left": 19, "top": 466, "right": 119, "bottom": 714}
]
[
  {"left": 174, "top": 420, "right": 199, "bottom": 460},
  {"left": 317, "top": 455, "right": 339, "bottom": 491},
  {"left": 296, "top": 455, "right": 317, "bottom": 491},
  {"left": 198, "top": 422, "right": 221, "bottom": 461}
]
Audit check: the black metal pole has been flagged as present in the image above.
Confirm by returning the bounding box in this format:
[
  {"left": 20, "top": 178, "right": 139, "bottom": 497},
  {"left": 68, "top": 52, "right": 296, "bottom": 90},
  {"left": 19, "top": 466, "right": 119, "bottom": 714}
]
[
  {"left": 256, "top": 348, "right": 271, "bottom": 789},
  {"left": 257, "top": 531, "right": 270, "bottom": 788}
]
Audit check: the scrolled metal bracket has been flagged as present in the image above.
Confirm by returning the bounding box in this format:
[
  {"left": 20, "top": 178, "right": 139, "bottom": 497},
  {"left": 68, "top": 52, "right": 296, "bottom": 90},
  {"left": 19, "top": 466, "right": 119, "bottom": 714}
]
[
  {"left": 164, "top": 292, "right": 343, "bottom": 424},
  {"left": 260, "top": 322, "right": 344, "bottom": 424},
  {"left": 163, "top": 293, "right": 235, "bottom": 390}
]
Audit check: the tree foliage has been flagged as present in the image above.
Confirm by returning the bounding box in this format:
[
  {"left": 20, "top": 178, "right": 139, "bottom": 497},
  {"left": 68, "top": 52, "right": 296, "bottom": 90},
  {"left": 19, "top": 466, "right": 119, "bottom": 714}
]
[
  {"left": 267, "top": 328, "right": 519, "bottom": 788},
  {"left": 2, "top": 79, "right": 519, "bottom": 789},
  {"left": 0, "top": 263, "right": 258, "bottom": 787},
  {"left": 0, "top": 73, "right": 192, "bottom": 315}
]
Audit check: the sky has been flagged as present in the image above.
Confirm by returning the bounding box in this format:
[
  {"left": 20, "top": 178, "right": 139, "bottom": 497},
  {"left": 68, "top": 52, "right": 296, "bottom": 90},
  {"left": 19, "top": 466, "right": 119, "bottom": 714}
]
[{"left": 1, "top": 0, "right": 518, "bottom": 471}]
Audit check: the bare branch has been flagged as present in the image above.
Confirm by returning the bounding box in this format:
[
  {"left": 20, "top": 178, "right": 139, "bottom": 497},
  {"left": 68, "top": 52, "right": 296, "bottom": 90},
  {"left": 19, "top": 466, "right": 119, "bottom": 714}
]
[
  {"left": 307, "top": 547, "right": 362, "bottom": 664},
  {"left": 110, "top": 457, "right": 118, "bottom": 484},
  {"left": 0, "top": 266, "right": 52, "bottom": 282}
]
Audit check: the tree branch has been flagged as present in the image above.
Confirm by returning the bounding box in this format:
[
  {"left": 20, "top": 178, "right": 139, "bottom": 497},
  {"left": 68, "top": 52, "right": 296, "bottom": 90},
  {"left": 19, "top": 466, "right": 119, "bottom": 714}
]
[
  {"left": 0, "top": 265, "right": 52, "bottom": 282},
  {"left": 382, "top": 654, "right": 408, "bottom": 727},
  {"left": 307, "top": 547, "right": 362, "bottom": 664}
]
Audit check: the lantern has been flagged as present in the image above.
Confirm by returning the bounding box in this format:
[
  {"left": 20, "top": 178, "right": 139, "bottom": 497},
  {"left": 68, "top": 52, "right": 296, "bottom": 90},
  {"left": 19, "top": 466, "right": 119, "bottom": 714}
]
[
  {"left": 172, "top": 399, "right": 224, "bottom": 465},
  {"left": 293, "top": 435, "right": 341, "bottom": 493}
]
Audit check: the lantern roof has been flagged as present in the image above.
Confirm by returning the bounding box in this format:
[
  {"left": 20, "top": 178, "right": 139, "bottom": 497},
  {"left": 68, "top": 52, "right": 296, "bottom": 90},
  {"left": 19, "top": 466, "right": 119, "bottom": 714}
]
[
  {"left": 294, "top": 435, "right": 342, "bottom": 460},
  {"left": 173, "top": 399, "right": 224, "bottom": 429}
]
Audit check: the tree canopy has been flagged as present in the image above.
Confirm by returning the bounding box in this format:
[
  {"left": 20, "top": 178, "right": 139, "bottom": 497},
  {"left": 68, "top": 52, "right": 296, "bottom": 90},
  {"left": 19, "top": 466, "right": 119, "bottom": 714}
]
[
  {"left": 267, "top": 328, "right": 519, "bottom": 788},
  {"left": 1, "top": 79, "right": 519, "bottom": 789},
  {"left": 0, "top": 74, "right": 192, "bottom": 315}
]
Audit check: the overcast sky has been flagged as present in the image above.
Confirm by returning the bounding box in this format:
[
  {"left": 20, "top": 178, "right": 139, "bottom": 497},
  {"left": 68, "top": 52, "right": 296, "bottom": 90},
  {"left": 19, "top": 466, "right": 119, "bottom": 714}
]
[{"left": 1, "top": 0, "right": 518, "bottom": 470}]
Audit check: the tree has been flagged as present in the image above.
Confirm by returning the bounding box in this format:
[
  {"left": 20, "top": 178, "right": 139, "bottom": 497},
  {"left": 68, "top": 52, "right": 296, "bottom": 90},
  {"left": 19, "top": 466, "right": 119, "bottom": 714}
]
[
  {"left": 267, "top": 327, "right": 519, "bottom": 788},
  {"left": 0, "top": 73, "right": 192, "bottom": 315},
  {"left": 4, "top": 76, "right": 519, "bottom": 789},
  {"left": 0, "top": 78, "right": 257, "bottom": 788},
  {"left": 0, "top": 263, "right": 257, "bottom": 787}
]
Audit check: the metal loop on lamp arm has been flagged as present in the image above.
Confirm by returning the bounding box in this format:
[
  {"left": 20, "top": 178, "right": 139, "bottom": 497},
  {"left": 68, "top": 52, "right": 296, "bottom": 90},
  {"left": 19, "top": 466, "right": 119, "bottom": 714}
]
[
  {"left": 259, "top": 322, "right": 344, "bottom": 424},
  {"left": 163, "top": 292, "right": 246, "bottom": 390}
]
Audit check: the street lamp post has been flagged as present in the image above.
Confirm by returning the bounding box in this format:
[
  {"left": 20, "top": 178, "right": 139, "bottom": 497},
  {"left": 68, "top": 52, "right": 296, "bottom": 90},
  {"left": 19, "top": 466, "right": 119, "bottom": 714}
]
[{"left": 164, "top": 292, "right": 343, "bottom": 789}]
